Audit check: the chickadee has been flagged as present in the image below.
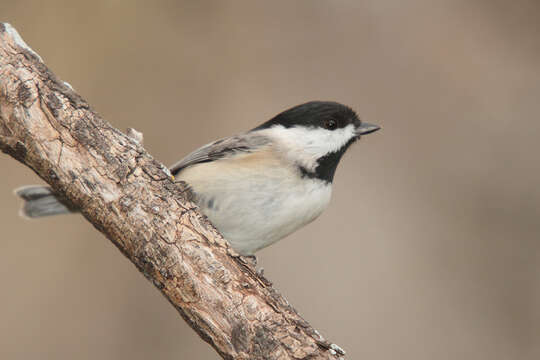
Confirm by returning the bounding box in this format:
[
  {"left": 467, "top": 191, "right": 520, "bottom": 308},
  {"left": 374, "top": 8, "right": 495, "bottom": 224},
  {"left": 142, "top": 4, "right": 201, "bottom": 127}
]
[{"left": 15, "top": 101, "right": 379, "bottom": 255}]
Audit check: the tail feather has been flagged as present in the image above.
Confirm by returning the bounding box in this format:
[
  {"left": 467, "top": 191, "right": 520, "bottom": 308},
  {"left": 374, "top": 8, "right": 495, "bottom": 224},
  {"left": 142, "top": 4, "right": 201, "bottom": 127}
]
[{"left": 15, "top": 185, "right": 75, "bottom": 218}]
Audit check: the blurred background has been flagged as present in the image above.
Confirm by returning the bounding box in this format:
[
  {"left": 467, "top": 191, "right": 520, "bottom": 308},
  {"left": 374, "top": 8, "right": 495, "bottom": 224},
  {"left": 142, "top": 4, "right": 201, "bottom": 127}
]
[{"left": 1, "top": 1, "right": 539, "bottom": 359}]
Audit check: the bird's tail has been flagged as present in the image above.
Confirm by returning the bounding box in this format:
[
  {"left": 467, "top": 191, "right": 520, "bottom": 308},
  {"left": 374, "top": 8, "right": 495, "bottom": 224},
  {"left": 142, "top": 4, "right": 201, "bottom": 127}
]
[{"left": 14, "top": 185, "right": 75, "bottom": 218}]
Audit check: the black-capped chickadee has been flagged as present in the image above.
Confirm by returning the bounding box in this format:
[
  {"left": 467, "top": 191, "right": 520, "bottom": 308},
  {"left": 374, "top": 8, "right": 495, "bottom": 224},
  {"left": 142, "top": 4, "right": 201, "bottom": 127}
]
[{"left": 15, "top": 101, "right": 380, "bottom": 255}]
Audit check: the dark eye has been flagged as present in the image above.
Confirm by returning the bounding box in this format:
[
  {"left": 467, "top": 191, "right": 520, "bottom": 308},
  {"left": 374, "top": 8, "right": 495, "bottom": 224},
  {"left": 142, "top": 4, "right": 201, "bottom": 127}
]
[{"left": 324, "top": 119, "right": 337, "bottom": 130}]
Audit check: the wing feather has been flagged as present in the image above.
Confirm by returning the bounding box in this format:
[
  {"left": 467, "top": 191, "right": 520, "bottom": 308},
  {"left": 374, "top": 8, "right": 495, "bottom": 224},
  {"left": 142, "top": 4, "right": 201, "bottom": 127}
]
[{"left": 169, "top": 133, "right": 271, "bottom": 176}]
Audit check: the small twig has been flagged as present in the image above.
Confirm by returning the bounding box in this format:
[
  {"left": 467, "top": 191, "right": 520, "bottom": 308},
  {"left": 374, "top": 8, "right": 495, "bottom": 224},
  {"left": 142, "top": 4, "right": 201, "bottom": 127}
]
[{"left": 126, "top": 127, "right": 144, "bottom": 145}]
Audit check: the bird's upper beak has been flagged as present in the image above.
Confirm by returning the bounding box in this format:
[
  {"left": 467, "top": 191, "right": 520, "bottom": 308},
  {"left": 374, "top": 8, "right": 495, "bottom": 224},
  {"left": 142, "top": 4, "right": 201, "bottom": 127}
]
[{"left": 356, "top": 122, "right": 381, "bottom": 136}]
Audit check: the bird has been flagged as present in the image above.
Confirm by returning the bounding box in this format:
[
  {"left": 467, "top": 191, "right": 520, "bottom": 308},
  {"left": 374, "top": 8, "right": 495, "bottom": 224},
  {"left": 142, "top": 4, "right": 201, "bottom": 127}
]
[{"left": 15, "top": 101, "right": 380, "bottom": 255}]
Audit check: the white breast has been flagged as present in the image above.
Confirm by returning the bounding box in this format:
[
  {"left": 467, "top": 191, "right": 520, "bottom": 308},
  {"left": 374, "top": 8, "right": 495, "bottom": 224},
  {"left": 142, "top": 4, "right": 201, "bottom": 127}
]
[{"left": 177, "top": 148, "right": 332, "bottom": 255}]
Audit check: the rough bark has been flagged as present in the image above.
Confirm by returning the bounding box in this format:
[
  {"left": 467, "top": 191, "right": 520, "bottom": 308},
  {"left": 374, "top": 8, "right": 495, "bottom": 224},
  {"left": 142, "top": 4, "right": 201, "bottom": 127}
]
[{"left": 0, "top": 23, "right": 346, "bottom": 360}]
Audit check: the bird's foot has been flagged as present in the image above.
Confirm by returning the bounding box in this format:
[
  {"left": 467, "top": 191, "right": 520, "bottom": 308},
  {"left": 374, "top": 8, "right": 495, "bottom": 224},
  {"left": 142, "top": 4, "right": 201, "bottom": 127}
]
[{"left": 245, "top": 254, "right": 258, "bottom": 267}]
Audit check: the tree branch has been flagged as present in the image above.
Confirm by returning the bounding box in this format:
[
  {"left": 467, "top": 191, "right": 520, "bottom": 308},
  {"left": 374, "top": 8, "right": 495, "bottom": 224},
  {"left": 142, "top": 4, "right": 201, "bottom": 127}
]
[{"left": 0, "top": 23, "right": 345, "bottom": 360}]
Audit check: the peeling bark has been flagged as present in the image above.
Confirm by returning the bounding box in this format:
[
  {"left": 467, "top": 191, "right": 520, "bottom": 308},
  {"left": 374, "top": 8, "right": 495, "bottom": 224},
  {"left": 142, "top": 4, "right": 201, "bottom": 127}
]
[{"left": 0, "top": 23, "right": 346, "bottom": 360}]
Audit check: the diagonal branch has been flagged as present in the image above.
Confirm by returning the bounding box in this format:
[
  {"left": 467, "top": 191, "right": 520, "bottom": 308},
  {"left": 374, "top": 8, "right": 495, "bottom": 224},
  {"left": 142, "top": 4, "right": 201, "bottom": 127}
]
[{"left": 0, "top": 23, "right": 345, "bottom": 360}]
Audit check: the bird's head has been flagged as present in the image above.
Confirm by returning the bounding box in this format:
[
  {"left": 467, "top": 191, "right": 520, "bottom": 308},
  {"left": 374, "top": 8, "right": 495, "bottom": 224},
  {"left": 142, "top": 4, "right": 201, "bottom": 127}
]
[{"left": 253, "top": 101, "right": 380, "bottom": 182}]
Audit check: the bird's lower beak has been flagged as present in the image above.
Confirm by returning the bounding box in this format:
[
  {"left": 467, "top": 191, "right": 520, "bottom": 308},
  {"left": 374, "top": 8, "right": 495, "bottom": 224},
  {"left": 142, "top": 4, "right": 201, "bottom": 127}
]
[{"left": 356, "top": 122, "right": 381, "bottom": 136}]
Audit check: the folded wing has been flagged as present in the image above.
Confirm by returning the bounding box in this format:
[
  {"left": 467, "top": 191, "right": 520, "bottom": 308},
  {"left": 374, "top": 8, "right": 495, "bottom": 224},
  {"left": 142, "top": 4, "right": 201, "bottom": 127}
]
[{"left": 169, "top": 133, "right": 271, "bottom": 176}]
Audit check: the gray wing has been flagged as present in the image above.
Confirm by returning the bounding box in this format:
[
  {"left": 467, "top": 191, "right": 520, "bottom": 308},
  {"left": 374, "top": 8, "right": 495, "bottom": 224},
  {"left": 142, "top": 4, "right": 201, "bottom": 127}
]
[{"left": 169, "top": 133, "right": 271, "bottom": 176}]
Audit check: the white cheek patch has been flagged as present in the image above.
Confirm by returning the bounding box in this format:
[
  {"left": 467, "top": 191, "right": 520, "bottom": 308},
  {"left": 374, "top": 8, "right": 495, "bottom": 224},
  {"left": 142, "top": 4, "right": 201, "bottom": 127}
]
[{"left": 260, "top": 124, "right": 356, "bottom": 170}]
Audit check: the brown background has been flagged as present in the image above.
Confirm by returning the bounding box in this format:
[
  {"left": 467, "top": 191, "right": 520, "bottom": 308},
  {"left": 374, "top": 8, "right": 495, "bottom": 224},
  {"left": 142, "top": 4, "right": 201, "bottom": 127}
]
[{"left": 1, "top": 1, "right": 539, "bottom": 359}]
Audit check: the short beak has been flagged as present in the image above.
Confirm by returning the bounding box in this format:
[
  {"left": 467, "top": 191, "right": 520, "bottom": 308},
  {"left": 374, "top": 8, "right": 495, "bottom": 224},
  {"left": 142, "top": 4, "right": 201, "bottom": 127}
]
[{"left": 356, "top": 122, "right": 381, "bottom": 136}]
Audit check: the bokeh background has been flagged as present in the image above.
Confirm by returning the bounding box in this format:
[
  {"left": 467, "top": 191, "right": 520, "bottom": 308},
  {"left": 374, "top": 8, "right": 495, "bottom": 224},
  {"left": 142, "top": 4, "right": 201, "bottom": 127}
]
[{"left": 1, "top": 1, "right": 539, "bottom": 359}]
